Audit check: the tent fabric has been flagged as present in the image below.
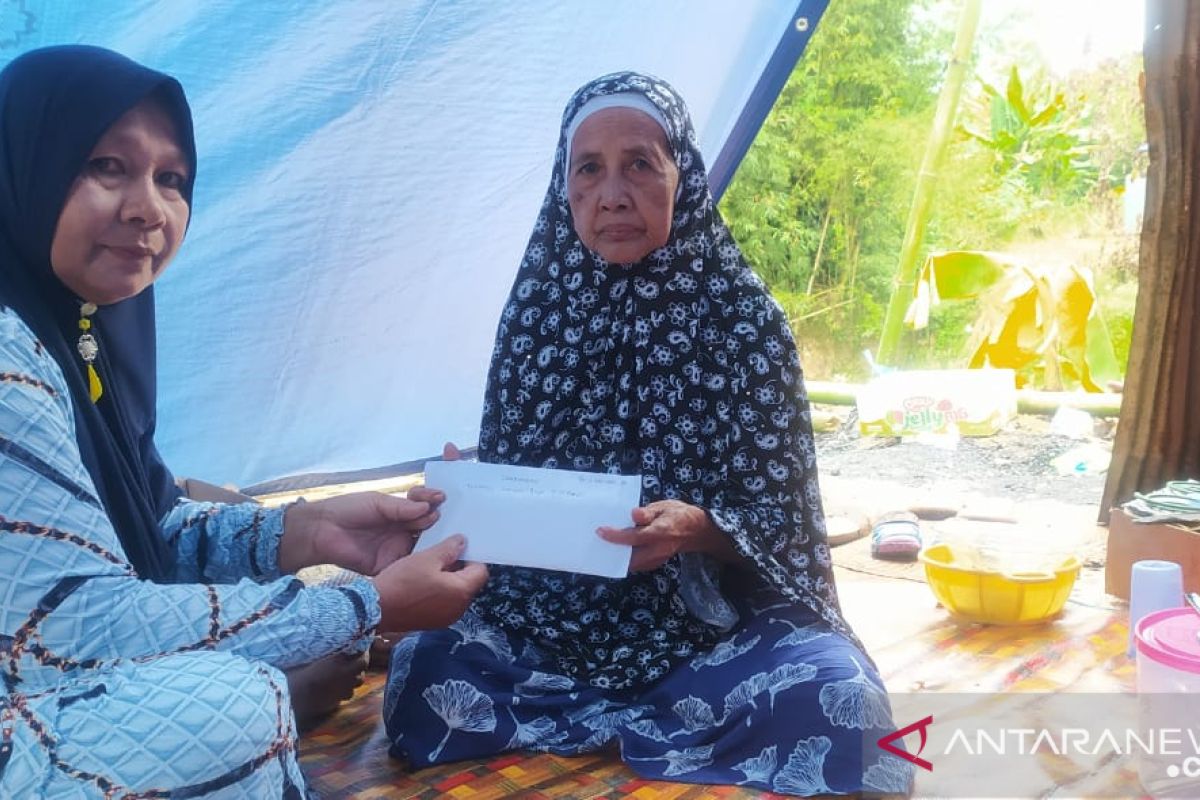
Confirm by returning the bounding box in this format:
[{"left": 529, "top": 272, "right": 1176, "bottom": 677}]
[{"left": 1, "top": 1, "right": 825, "bottom": 488}]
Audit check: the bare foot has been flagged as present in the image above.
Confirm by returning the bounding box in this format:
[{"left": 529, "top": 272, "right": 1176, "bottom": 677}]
[{"left": 286, "top": 650, "right": 368, "bottom": 731}]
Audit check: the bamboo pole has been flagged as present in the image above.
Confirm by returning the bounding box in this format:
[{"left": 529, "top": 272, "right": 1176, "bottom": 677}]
[
  {"left": 805, "top": 381, "right": 1122, "bottom": 417},
  {"left": 875, "top": 0, "right": 982, "bottom": 366},
  {"left": 806, "top": 203, "right": 832, "bottom": 294}
]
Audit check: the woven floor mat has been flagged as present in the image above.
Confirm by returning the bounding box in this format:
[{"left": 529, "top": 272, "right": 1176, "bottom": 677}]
[
  {"left": 299, "top": 674, "right": 789, "bottom": 799},
  {"left": 301, "top": 558, "right": 1133, "bottom": 798},
  {"left": 831, "top": 531, "right": 926, "bottom": 581}
]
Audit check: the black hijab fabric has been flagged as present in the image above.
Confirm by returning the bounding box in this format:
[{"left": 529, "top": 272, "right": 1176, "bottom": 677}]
[
  {"left": 474, "top": 72, "right": 862, "bottom": 690},
  {"left": 0, "top": 46, "right": 196, "bottom": 581}
]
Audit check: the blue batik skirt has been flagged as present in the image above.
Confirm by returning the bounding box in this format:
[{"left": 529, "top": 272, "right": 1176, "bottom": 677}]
[{"left": 384, "top": 599, "right": 912, "bottom": 796}]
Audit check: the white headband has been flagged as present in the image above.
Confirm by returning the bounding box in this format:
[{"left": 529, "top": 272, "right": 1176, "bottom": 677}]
[{"left": 565, "top": 93, "right": 671, "bottom": 161}]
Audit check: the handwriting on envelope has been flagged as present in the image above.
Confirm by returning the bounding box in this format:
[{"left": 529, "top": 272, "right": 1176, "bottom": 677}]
[{"left": 412, "top": 461, "right": 642, "bottom": 578}]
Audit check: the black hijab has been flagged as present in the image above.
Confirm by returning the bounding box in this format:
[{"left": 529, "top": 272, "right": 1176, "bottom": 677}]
[{"left": 0, "top": 46, "right": 196, "bottom": 581}]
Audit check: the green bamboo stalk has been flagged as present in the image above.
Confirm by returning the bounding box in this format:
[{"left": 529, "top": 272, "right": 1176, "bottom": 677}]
[
  {"left": 875, "top": 0, "right": 983, "bottom": 366},
  {"left": 805, "top": 381, "right": 1123, "bottom": 417}
]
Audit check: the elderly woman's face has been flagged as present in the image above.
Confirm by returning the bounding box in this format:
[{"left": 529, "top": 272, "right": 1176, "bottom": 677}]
[
  {"left": 50, "top": 98, "right": 190, "bottom": 305},
  {"left": 568, "top": 108, "right": 679, "bottom": 265}
]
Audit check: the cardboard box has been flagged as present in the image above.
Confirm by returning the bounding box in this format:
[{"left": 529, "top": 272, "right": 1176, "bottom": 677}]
[
  {"left": 857, "top": 368, "right": 1017, "bottom": 437},
  {"left": 1105, "top": 507, "right": 1200, "bottom": 600}
]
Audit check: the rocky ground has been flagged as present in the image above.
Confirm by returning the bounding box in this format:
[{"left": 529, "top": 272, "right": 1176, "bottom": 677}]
[
  {"left": 814, "top": 408, "right": 1111, "bottom": 507},
  {"left": 812, "top": 407, "right": 1115, "bottom": 581}
]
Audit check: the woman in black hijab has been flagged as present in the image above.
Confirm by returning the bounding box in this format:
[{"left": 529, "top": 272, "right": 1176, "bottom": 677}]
[
  {"left": 0, "top": 46, "right": 486, "bottom": 797},
  {"left": 386, "top": 72, "right": 909, "bottom": 796},
  {"left": 0, "top": 45, "right": 193, "bottom": 580}
]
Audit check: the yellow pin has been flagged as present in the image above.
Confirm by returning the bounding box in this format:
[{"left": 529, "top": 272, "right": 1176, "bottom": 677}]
[
  {"left": 77, "top": 302, "right": 102, "bottom": 402},
  {"left": 87, "top": 363, "right": 103, "bottom": 402}
]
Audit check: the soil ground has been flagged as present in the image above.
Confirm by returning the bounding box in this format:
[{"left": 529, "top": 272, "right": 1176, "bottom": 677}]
[
  {"left": 812, "top": 406, "right": 1116, "bottom": 588},
  {"left": 814, "top": 407, "right": 1112, "bottom": 507}
]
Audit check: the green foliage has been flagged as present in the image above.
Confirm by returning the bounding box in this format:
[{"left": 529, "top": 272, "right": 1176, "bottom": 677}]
[
  {"left": 907, "top": 250, "right": 1120, "bottom": 391},
  {"left": 721, "top": 0, "right": 1141, "bottom": 379},
  {"left": 913, "top": 301, "right": 975, "bottom": 368},
  {"left": 959, "top": 66, "right": 1099, "bottom": 201},
  {"left": 776, "top": 287, "right": 886, "bottom": 380},
  {"left": 1068, "top": 52, "right": 1147, "bottom": 192},
  {"left": 722, "top": 0, "right": 948, "bottom": 370},
  {"left": 1094, "top": 267, "right": 1137, "bottom": 378}
]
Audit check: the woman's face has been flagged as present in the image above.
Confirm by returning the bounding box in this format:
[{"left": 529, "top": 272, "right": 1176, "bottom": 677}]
[
  {"left": 50, "top": 98, "right": 190, "bottom": 305},
  {"left": 567, "top": 107, "right": 679, "bottom": 265}
]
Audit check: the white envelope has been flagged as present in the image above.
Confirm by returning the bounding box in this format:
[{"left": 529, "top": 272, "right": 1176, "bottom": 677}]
[{"left": 412, "top": 460, "right": 641, "bottom": 578}]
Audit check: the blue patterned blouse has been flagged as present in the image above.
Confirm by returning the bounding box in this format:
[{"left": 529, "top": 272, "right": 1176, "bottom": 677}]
[{"left": 0, "top": 305, "right": 379, "bottom": 698}]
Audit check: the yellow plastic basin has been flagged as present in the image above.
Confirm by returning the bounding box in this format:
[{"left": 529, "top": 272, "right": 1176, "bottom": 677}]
[{"left": 919, "top": 543, "right": 1080, "bottom": 625}]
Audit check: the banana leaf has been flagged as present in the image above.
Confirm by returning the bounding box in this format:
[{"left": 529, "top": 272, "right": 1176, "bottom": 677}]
[{"left": 905, "top": 250, "right": 1119, "bottom": 392}]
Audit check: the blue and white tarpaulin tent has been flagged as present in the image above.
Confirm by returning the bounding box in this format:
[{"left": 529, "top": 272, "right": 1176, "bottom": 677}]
[{"left": 2, "top": 1, "right": 828, "bottom": 489}]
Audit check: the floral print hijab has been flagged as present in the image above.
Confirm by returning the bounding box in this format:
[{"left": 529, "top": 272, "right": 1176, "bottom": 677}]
[{"left": 475, "top": 72, "right": 862, "bottom": 689}]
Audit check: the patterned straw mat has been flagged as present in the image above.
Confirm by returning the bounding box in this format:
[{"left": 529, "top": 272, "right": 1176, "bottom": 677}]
[{"left": 299, "top": 565, "right": 1136, "bottom": 798}]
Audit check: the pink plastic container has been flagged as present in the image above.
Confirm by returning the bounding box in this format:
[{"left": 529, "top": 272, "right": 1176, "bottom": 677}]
[
  {"left": 1137, "top": 607, "right": 1200, "bottom": 691},
  {"left": 1135, "top": 608, "right": 1200, "bottom": 797}
]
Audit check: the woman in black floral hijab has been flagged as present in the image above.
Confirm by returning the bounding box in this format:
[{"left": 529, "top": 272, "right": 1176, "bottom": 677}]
[{"left": 387, "top": 72, "right": 908, "bottom": 796}]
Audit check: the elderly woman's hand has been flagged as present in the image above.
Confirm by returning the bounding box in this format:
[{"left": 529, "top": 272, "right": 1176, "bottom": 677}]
[{"left": 598, "top": 500, "right": 740, "bottom": 573}]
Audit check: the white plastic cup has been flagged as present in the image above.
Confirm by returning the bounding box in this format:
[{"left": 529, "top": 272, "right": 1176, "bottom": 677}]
[{"left": 1128, "top": 560, "right": 1184, "bottom": 657}]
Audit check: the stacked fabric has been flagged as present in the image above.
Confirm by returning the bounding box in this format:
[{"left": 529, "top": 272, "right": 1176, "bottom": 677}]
[{"left": 1123, "top": 480, "right": 1200, "bottom": 524}]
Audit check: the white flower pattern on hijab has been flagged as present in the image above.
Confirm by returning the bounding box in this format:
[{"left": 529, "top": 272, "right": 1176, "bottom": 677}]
[{"left": 473, "top": 71, "right": 862, "bottom": 690}]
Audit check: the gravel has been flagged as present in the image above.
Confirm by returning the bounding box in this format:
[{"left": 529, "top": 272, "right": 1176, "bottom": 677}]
[{"left": 813, "top": 409, "right": 1110, "bottom": 507}]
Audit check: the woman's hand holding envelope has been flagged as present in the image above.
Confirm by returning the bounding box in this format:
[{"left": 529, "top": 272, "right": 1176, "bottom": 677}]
[
  {"left": 372, "top": 535, "right": 489, "bottom": 631},
  {"left": 416, "top": 442, "right": 739, "bottom": 577},
  {"left": 278, "top": 487, "right": 487, "bottom": 632},
  {"left": 278, "top": 491, "right": 440, "bottom": 575},
  {"left": 598, "top": 500, "right": 741, "bottom": 573},
  {"left": 405, "top": 441, "right": 457, "bottom": 511}
]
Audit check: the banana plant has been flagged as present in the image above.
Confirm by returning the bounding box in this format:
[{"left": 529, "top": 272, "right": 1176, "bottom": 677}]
[
  {"left": 904, "top": 250, "right": 1121, "bottom": 391},
  {"left": 959, "top": 66, "right": 1097, "bottom": 200}
]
